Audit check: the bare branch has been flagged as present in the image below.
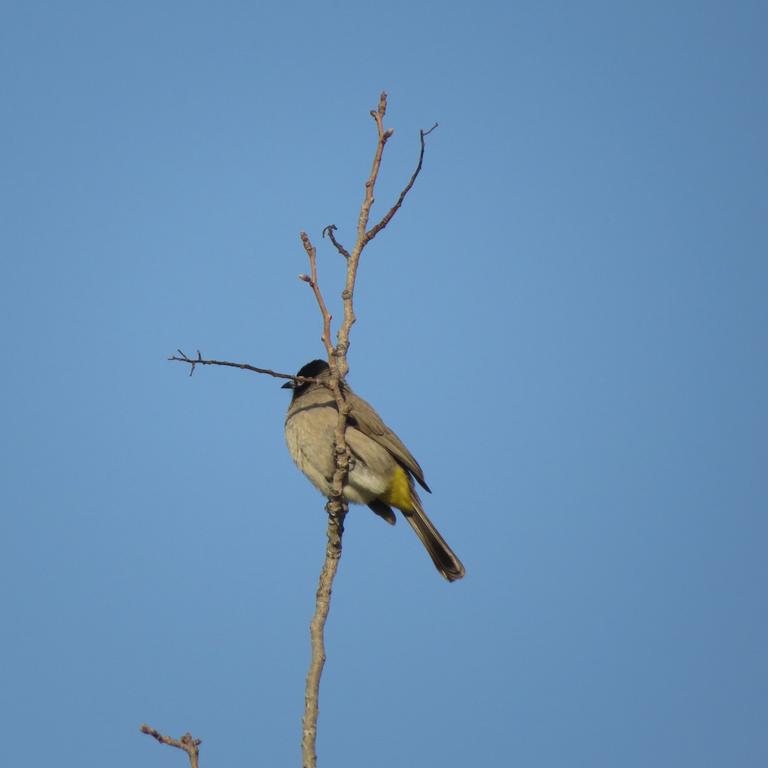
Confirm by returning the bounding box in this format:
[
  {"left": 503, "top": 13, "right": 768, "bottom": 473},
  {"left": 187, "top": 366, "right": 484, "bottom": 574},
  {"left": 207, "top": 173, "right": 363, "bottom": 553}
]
[
  {"left": 301, "top": 90, "right": 400, "bottom": 768},
  {"left": 166, "top": 93, "right": 434, "bottom": 768},
  {"left": 140, "top": 724, "right": 201, "bottom": 768},
  {"left": 302, "top": 508, "right": 345, "bottom": 768},
  {"left": 331, "top": 91, "right": 394, "bottom": 380},
  {"left": 322, "top": 224, "right": 351, "bottom": 260},
  {"left": 365, "top": 122, "right": 437, "bottom": 244},
  {"left": 300, "top": 224, "right": 353, "bottom": 768},
  {"left": 300, "top": 233, "right": 335, "bottom": 361},
  {"left": 168, "top": 350, "right": 317, "bottom": 385}
]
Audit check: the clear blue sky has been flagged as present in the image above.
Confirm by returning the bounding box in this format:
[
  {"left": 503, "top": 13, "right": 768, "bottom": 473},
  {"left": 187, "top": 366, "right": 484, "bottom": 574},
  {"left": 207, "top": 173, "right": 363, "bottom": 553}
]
[{"left": 1, "top": 2, "right": 766, "bottom": 766}]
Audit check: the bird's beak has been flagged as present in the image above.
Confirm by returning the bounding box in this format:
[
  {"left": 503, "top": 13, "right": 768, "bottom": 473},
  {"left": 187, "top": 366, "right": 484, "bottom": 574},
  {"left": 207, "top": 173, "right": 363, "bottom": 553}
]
[{"left": 281, "top": 380, "right": 295, "bottom": 389}]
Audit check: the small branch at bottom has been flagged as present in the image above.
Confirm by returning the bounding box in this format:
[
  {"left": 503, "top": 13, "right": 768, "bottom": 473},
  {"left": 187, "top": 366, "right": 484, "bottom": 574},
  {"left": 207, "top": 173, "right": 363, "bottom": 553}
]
[{"left": 140, "top": 724, "right": 201, "bottom": 768}]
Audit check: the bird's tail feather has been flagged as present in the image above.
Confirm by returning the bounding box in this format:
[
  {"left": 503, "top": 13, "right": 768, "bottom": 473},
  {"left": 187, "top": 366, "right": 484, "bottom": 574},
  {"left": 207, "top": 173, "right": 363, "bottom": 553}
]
[{"left": 404, "top": 499, "right": 465, "bottom": 582}]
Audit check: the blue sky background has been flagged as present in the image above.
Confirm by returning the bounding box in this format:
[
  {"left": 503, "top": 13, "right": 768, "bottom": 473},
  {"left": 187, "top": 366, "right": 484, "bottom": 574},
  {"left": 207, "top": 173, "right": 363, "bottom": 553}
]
[{"left": 1, "top": 2, "right": 766, "bottom": 766}]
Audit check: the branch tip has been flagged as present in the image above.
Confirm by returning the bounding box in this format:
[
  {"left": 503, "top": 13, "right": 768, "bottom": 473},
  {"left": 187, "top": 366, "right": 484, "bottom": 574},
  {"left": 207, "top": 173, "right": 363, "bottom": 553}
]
[
  {"left": 140, "top": 724, "right": 201, "bottom": 768},
  {"left": 169, "top": 353, "right": 308, "bottom": 383},
  {"left": 363, "top": 118, "right": 436, "bottom": 244}
]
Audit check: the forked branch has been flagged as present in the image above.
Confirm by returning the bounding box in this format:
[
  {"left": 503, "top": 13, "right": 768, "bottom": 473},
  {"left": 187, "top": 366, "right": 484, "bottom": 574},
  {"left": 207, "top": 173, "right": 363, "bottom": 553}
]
[
  {"left": 140, "top": 724, "right": 201, "bottom": 768},
  {"left": 365, "top": 122, "right": 437, "bottom": 243},
  {"left": 159, "top": 92, "right": 435, "bottom": 768}
]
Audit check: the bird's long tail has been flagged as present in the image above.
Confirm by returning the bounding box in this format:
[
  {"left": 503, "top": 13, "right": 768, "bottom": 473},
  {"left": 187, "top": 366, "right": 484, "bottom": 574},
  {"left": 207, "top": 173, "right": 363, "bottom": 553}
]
[{"left": 404, "top": 499, "right": 465, "bottom": 582}]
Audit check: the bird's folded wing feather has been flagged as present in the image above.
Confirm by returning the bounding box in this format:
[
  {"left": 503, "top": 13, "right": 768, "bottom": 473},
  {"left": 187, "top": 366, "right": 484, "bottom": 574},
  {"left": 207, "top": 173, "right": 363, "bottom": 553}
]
[{"left": 346, "top": 389, "right": 431, "bottom": 492}]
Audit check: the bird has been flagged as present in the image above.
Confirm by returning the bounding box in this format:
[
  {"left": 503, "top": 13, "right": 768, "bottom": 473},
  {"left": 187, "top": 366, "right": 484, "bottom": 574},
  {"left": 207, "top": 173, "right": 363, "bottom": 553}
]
[{"left": 283, "top": 359, "right": 465, "bottom": 581}]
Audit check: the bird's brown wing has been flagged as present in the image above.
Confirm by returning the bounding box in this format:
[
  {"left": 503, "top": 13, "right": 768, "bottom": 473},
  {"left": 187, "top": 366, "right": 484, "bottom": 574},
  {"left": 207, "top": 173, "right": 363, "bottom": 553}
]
[{"left": 345, "top": 387, "right": 431, "bottom": 493}]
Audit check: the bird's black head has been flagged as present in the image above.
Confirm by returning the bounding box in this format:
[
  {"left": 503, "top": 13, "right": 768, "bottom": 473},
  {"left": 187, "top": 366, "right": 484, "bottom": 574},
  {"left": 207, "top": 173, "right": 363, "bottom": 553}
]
[{"left": 281, "top": 359, "right": 329, "bottom": 397}]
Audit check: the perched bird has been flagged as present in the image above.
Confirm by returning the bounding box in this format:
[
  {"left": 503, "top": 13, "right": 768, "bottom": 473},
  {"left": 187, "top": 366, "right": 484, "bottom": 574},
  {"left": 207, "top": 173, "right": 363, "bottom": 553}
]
[{"left": 283, "top": 360, "right": 465, "bottom": 581}]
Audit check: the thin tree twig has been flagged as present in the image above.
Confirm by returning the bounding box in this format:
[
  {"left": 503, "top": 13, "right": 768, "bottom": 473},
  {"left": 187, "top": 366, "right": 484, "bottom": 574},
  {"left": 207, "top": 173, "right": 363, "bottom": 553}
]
[
  {"left": 140, "top": 724, "right": 201, "bottom": 768},
  {"left": 299, "top": 233, "right": 335, "bottom": 361},
  {"left": 322, "top": 224, "right": 351, "bottom": 260},
  {"left": 168, "top": 350, "right": 317, "bottom": 384},
  {"left": 334, "top": 90, "right": 393, "bottom": 379},
  {"left": 365, "top": 122, "right": 437, "bottom": 244}
]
